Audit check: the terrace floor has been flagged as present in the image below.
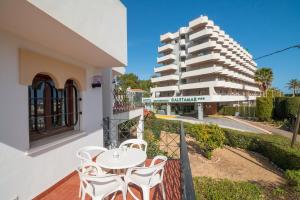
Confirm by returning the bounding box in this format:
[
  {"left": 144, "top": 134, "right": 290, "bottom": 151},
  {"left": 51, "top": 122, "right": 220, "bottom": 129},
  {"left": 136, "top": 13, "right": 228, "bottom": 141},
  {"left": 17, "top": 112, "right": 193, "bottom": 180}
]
[{"left": 34, "top": 160, "right": 181, "bottom": 200}]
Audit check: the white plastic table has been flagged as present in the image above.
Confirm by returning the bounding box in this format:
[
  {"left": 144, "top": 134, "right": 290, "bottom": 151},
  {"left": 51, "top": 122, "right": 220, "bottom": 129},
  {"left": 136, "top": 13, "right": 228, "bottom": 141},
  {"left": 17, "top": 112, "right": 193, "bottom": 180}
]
[{"left": 96, "top": 148, "right": 147, "bottom": 170}]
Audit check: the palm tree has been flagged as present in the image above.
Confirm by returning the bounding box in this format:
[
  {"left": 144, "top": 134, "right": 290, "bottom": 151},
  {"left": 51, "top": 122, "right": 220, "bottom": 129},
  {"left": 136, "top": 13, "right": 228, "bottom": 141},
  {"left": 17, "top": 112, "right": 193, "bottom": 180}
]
[
  {"left": 254, "top": 67, "right": 273, "bottom": 97},
  {"left": 287, "top": 79, "right": 300, "bottom": 97}
]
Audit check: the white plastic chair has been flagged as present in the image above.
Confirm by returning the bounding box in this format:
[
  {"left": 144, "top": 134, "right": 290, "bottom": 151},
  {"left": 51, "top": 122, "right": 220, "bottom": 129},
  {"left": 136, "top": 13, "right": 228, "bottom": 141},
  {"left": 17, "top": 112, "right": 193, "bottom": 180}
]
[
  {"left": 76, "top": 146, "right": 108, "bottom": 165},
  {"left": 77, "top": 162, "right": 127, "bottom": 200},
  {"left": 119, "top": 139, "right": 148, "bottom": 152},
  {"left": 76, "top": 146, "right": 108, "bottom": 197},
  {"left": 125, "top": 155, "right": 167, "bottom": 200}
]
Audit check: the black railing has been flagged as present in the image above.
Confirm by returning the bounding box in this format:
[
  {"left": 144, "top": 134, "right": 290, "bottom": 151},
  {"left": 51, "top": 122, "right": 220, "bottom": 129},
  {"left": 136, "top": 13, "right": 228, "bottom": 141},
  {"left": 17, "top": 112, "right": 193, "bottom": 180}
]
[{"left": 180, "top": 122, "right": 196, "bottom": 200}]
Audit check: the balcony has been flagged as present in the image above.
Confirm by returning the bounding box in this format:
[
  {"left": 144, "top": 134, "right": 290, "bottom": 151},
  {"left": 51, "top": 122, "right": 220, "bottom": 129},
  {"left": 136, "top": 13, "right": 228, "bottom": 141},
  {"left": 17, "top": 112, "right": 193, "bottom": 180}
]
[
  {"left": 33, "top": 121, "right": 195, "bottom": 200},
  {"left": 180, "top": 51, "right": 187, "bottom": 57},
  {"left": 150, "top": 85, "right": 179, "bottom": 92},
  {"left": 181, "top": 66, "right": 223, "bottom": 78},
  {"left": 157, "top": 54, "right": 176, "bottom": 64},
  {"left": 151, "top": 74, "right": 179, "bottom": 83},
  {"left": 189, "top": 28, "right": 215, "bottom": 41},
  {"left": 186, "top": 53, "right": 220, "bottom": 66},
  {"left": 180, "top": 62, "right": 186, "bottom": 68},
  {"left": 160, "top": 32, "right": 174, "bottom": 42},
  {"left": 188, "top": 41, "right": 218, "bottom": 54},
  {"left": 189, "top": 15, "right": 209, "bottom": 29},
  {"left": 179, "top": 39, "right": 186, "bottom": 46},
  {"left": 180, "top": 81, "right": 216, "bottom": 90},
  {"left": 154, "top": 64, "right": 178, "bottom": 73},
  {"left": 158, "top": 44, "right": 174, "bottom": 53}
]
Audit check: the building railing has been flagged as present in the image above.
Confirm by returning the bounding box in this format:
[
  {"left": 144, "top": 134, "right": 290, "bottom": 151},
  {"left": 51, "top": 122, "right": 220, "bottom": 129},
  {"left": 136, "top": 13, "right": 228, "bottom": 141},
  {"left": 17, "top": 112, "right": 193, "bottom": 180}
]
[
  {"left": 180, "top": 122, "right": 196, "bottom": 200},
  {"left": 113, "top": 89, "right": 143, "bottom": 114}
]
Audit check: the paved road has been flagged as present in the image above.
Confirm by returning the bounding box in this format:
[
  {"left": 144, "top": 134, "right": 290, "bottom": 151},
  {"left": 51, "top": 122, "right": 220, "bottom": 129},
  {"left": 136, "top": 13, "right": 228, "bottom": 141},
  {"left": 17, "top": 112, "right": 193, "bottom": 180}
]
[{"left": 175, "top": 116, "right": 264, "bottom": 133}]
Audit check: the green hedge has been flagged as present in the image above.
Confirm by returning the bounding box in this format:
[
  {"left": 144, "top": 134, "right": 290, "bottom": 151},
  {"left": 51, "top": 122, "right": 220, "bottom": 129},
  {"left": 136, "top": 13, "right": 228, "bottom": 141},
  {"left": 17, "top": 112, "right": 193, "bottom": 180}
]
[
  {"left": 238, "top": 106, "right": 256, "bottom": 118},
  {"left": 144, "top": 118, "right": 180, "bottom": 136},
  {"left": 285, "top": 170, "right": 300, "bottom": 191},
  {"left": 219, "top": 106, "right": 236, "bottom": 116},
  {"left": 224, "top": 129, "right": 300, "bottom": 170},
  {"left": 256, "top": 97, "right": 273, "bottom": 121},
  {"left": 193, "top": 177, "right": 263, "bottom": 200},
  {"left": 274, "top": 97, "right": 300, "bottom": 119}
]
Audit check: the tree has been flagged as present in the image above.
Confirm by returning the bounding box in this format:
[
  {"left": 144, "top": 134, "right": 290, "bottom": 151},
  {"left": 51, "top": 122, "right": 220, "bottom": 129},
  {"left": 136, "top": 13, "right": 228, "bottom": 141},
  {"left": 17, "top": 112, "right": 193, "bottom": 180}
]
[
  {"left": 287, "top": 79, "right": 300, "bottom": 97},
  {"left": 254, "top": 67, "right": 273, "bottom": 97},
  {"left": 116, "top": 73, "right": 139, "bottom": 91},
  {"left": 138, "top": 79, "right": 154, "bottom": 97}
]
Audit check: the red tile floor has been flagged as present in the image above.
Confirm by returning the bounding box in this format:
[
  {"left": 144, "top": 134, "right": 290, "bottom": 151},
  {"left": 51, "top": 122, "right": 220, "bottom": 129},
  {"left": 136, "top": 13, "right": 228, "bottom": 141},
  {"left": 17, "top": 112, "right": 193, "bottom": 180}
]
[{"left": 34, "top": 160, "right": 181, "bottom": 200}]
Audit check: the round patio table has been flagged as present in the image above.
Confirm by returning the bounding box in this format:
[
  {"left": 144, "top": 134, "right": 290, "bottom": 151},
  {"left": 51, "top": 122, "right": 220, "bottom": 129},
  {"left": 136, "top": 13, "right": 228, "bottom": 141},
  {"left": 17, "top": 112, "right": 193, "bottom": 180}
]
[{"left": 96, "top": 148, "right": 147, "bottom": 170}]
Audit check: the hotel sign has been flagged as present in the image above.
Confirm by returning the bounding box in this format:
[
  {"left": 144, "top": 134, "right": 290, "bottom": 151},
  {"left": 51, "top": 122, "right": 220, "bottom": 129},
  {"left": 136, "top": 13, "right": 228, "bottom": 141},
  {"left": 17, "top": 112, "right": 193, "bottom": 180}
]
[
  {"left": 170, "top": 96, "right": 205, "bottom": 103},
  {"left": 143, "top": 96, "right": 208, "bottom": 103}
]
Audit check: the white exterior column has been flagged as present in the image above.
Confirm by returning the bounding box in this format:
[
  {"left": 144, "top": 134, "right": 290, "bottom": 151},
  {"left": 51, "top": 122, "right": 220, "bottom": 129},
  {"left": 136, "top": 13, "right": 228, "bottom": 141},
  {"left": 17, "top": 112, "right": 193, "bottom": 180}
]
[
  {"left": 137, "top": 113, "right": 144, "bottom": 139},
  {"left": 197, "top": 103, "right": 204, "bottom": 120},
  {"left": 166, "top": 103, "right": 171, "bottom": 115}
]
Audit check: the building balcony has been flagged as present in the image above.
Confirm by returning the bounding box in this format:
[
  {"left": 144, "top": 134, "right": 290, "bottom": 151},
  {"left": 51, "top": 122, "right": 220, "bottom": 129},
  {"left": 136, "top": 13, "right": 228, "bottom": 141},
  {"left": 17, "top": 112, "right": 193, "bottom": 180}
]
[
  {"left": 179, "top": 39, "right": 186, "bottom": 46},
  {"left": 151, "top": 85, "right": 179, "bottom": 92},
  {"left": 181, "top": 66, "right": 223, "bottom": 78},
  {"left": 158, "top": 43, "right": 174, "bottom": 53},
  {"left": 157, "top": 54, "right": 176, "bottom": 64},
  {"left": 189, "top": 28, "right": 215, "bottom": 41},
  {"left": 180, "top": 62, "right": 186, "bottom": 68},
  {"left": 180, "top": 51, "right": 187, "bottom": 57},
  {"left": 189, "top": 15, "right": 209, "bottom": 29},
  {"left": 180, "top": 81, "right": 217, "bottom": 90},
  {"left": 154, "top": 64, "right": 178, "bottom": 73},
  {"left": 186, "top": 53, "right": 220, "bottom": 66},
  {"left": 32, "top": 121, "right": 195, "bottom": 200},
  {"left": 179, "top": 27, "right": 187, "bottom": 35},
  {"left": 160, "top": 32, "right": 174, "bottom": 43},
  {"left": 188, "top": 41, "right": 218, "bottom": 54},
  {"left": 151, "top": 74, "right": 179, "bottom": 83}
]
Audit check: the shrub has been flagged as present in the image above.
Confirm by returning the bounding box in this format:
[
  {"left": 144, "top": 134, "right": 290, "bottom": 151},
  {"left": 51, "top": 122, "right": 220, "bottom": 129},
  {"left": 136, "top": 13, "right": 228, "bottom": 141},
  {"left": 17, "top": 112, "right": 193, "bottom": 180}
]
[
  {"left": 193, "top": 177, "right": 263, "bottom": 200},
  {"left": 224, "top": 128, "right": 300, "bottom": 170},
  {"left": 256, "top": 97, "right": 273, "bottom": 121},
  {"left": 238, "top": 106, "right": 256, "bottom": 118},
  {"left": 286, "top": 97, "right": 300, "bottom": 118},
  {"left": 219, "top": 106, "right": 236, "bottom": 116},
  {"left": 143, "top": 129, "right": 167, "bottom": 158},
  {"left": 274, "top": 97, "right": 288, "bottom": 119},
  {"left": 185, "top": 124, "right": 225, "bottom": 159},
  {"left": 285, "top": 170, "right": 300, "bottom": 191},
  {"left": 144, "top": 118, "right": 180, "bottom": 136}
]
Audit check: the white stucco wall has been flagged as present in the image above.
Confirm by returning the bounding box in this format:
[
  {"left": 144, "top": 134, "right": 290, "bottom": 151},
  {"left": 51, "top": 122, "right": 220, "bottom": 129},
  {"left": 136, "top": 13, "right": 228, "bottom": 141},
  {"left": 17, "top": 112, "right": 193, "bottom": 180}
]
[{"left": 0, "top": 31, "right": 104, "bottom": 200}]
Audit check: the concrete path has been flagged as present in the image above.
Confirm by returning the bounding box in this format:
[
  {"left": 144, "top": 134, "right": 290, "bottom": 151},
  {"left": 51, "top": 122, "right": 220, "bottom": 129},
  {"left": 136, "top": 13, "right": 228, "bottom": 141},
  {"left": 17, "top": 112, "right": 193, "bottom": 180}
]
[{"left": 170, "top": 116, "right": 265, "bottom": 133}]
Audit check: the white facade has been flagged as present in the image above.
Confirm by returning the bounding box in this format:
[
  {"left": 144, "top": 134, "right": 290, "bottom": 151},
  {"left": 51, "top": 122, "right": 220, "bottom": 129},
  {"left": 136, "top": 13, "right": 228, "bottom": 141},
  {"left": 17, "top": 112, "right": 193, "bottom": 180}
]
[
  {"left": 0, "top": 1, "right": 137, "bottom": 199},
  {"left": 150, "top": 16, "right": 260, "bottom": 103}
]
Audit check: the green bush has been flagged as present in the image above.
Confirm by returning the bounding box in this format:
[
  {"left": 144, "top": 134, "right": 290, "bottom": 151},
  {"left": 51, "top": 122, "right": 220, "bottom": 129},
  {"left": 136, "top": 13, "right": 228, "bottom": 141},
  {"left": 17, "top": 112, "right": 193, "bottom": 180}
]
[
  {"left": 224, "top": 129, "right": 300, "bottom": 170},
  {"left": 286, "top": 97, "right": 300, "bottom": 118},
  {"left": 185, "top": 124, "right": 225, "bottom": 159},
  {"left": 256, "top": 97, "right": 273, "bottom": 121},
  {"left": 285, "top": 170, "right": 300, "bottom": 191},
  {"left": 143, "top": 129, "right": 167, "bottom": 158},
  {"left": 274, "top": 97, "right": 300, "bottom": 119},
  {"left": 274, "top": 97, "right": 288, "bottom": 119},
  {"left": 193, "top": 177, "right": 263, "bottom": 200},
  {"left": 238, "top": 106, "right": 256, "bottom": 118},
  {"left": 219, "top": 106, "right": 236, "bottom": 116},
  {"left": 144, "top": 118, "right": 180, "bottom": 136}
]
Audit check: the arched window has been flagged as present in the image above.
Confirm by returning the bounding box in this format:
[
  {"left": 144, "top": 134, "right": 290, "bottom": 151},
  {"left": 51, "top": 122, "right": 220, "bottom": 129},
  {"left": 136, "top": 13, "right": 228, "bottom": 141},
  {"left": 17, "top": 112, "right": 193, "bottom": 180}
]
[{"left": 28, "top": 74, "right": 79, "bottom": 142}]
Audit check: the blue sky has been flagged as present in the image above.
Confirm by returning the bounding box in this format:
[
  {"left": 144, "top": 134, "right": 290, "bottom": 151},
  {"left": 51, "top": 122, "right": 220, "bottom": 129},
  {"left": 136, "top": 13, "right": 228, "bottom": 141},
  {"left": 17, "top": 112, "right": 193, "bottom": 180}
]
[{"left": 122, "top": 0, "right": 300, "bottom": 93}]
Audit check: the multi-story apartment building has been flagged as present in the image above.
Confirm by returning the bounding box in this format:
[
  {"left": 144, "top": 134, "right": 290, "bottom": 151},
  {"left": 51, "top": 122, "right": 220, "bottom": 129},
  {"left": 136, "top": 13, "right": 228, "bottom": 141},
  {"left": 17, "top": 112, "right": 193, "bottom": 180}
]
[{"left": 144, "top": 16, "right": 260, "bottom": 119}]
